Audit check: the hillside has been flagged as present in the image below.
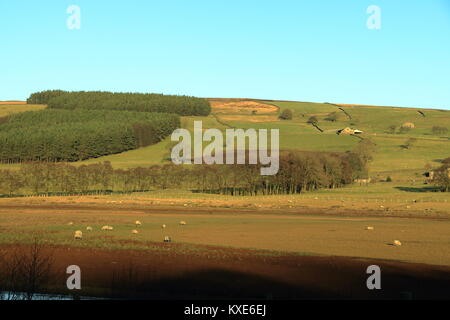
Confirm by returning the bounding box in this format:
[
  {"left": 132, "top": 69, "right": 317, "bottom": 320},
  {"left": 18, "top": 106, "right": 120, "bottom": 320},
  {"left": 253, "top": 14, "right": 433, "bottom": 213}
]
[
  {"left": 1, "top": 98, "right": 449, "bottom": 182},
  {"left": 70, "top": 99, "right": 450, "bottom": 181}
]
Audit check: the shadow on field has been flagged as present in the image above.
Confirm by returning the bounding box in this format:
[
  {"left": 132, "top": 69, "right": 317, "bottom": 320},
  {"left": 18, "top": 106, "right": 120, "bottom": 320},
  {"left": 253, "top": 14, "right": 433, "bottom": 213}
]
[
  {"left": 107, "top": 267, "right": 450, "bottom": 300},
  {"left": 395, "top": 186, "right": 441, "bottom": 193},
  {"left": 1, "top": 244, "right": 449, "bottom": 300}
]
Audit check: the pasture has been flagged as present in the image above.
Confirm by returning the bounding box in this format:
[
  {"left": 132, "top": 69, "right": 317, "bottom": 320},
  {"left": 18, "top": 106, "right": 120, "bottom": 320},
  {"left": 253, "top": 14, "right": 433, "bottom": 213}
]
[{"left": 0, "top": 198, "right": 449, "bottom": 266}]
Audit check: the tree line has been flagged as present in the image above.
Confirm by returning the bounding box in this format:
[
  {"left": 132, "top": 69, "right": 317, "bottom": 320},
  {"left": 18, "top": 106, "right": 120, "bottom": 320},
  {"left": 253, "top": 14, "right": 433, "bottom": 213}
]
[
  {"left": 0, "top": 110, "right": 180, "bottom": 163},
  {"left": 0, "top": 150, "right": 370, "bottom": 196},
  {"left": 27, "top": 90, "right": 211, "bottom": 116}
]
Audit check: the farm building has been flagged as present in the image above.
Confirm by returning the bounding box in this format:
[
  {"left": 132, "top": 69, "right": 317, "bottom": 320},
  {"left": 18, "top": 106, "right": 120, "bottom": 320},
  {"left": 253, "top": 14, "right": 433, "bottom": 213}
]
[{"left": 337, "top": 127, "right": 364, "bottom": 135}]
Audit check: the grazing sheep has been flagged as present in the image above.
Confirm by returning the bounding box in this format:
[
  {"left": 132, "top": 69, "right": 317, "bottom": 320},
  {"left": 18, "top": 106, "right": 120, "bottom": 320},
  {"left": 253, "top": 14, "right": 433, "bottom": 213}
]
[
  {"left": 101, "top": 226, "right": 114, "bottom": 231},
  {"left": 135, "top": 220, "right": 142, "bottom": 226},
  {"left": 74, "top": 231, "right": 83, "bottom": 240},
  {"left": 393, "top": 240, "right": 402, "bottom": 246},
  {"left": 161, "top": 224, "right": 166, "bottom": 229},
  {"left": 164, "top": 236, "right": 171, "bottom": 243},
  {"left": 68, "top": 222, "right": 74, "bottom": 226},
  {"left": 366, "top": 226, "right": 374, "bottom": 231},
  {"left": 86, "top": 226, "right": 93, "bottom": 231},
  {"left": 179, "top": 221, "right": 187, "bottom": 226},
  {"left": 131, "top": 229, "right": 139, "bottom": 234}
]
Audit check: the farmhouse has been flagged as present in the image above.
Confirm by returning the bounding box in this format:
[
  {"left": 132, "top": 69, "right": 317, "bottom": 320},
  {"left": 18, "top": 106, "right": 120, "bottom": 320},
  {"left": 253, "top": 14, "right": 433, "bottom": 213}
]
[{"left": 337, "top": 127, "right": 364, "bottom": 135}]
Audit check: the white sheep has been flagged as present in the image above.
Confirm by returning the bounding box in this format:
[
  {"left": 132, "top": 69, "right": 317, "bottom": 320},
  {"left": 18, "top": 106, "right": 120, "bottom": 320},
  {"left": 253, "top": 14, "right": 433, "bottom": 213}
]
[
  {"left": 68, "top": 222, "right": 74, "bottom": 226},
  {"left": 131, "top": 229, "right": 139, "bottom": 234},
  {"left": 164, "top": 236, "right": 171, "bottom": 243},
  {"left": 366, "top": 226, "right": 374, "bottom": 231},
  {"left": 74, "top": 231, "right": 83, "bottom": 240},
  {"left": 135, "top": 220, "right": 142, "bottom": 227},
  {"left": 101, "top": 226, "right": 113, "bottom": 231},
  {"left": 179, "top": 221, "right": 187, "bottom": 226},
  {"left": 393, "top": 240, "right": 402, "bottom": 246},
  {"left": 86, "top": 226, "right": 93, "bottom": 231},
  {"left": 161, "top": 224, "right": 166, "bottom": 229}
]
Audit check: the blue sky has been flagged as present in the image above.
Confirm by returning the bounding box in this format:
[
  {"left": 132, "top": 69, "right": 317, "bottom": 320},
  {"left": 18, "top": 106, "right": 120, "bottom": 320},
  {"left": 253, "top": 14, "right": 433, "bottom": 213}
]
[{"left": 1, "top": 0, "right": 449, "bottom": 109}]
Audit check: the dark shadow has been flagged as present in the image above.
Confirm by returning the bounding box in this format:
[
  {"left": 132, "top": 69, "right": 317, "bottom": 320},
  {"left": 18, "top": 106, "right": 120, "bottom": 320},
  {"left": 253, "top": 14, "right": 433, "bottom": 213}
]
[
  {"left": 395, "top": 186, "right": 441, "bottom": 193},
  {"left": 2, "top": 245, "right": 450, "bottom": 300},
  {"left": 105, "top": 266, "right": 450, "bottom": 300}
]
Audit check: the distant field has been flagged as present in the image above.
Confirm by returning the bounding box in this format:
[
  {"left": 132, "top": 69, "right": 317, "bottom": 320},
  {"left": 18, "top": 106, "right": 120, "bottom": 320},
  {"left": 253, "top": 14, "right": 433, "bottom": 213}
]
[
  {"left": 0, "top": 104, "right": 46, "bottom": 117},
  {"left": 0, "top": 101, "right": 26, "bottom": 105}
]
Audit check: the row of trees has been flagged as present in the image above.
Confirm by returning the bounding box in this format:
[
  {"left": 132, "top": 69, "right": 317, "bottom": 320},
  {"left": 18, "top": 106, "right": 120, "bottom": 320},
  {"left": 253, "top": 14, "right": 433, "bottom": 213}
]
[
  {"left": 27, "top": 90, "right": 211, "bottom": 116},
  {"left": 0, "top": 110, "right": 180, "bottom": 162},
  {"left": 0, "top": 150, "right": 369, "bottom": 196}
]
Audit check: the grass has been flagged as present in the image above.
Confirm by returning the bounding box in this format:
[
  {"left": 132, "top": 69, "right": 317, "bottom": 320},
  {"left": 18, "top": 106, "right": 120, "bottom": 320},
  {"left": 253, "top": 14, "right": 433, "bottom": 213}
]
[{"left": 0, "top": 206, "right": 448, "bottom": 265}]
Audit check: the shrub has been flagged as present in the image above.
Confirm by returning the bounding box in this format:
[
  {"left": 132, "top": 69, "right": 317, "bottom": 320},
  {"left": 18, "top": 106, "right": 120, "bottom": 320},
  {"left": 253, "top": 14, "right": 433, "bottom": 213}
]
[
  {"left": 278, "top": 109, "right": 293, "bottom": 120},
  {"left": 307, "top": 116, "right": 318, "bottom": 125},
  {"left": 431, "top": 126, "right": 448, "bottom": 135},
  {"left": 325, "top": 112, "right": 339, "bottom": 122},
  {"left": 387, "top": 125, "right": 397, "bottom": 134},
  {"left": 402, "top": 138, "right": 417, "bottom": 149}
]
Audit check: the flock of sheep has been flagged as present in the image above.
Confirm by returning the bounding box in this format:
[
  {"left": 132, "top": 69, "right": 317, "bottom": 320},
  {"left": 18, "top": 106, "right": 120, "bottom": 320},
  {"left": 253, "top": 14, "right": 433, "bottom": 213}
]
[
  {"left": 72, "top": 220, "right": 188, "bottom": 242},
  {"left": 72, "top": 221, "right": 403, "bottom": 247}
]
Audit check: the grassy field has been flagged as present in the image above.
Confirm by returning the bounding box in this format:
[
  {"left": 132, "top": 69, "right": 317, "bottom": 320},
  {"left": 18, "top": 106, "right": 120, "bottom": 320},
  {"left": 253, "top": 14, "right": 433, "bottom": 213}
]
[{"left": 0, "top": 203, "right": 448, "bottom": 266}]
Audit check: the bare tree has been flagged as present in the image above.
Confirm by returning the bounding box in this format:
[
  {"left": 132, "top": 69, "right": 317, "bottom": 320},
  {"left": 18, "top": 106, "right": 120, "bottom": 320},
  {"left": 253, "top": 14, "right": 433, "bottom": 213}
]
[{"left": 0, "top": 239, "right": 54, "bottom": 300}]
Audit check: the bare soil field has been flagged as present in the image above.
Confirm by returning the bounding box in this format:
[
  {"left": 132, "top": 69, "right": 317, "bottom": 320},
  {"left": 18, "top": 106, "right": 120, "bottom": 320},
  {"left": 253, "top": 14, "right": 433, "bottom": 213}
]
[
  {"left": 219, "top": 115, "right": 280, "bottom": 122},
  {"left": 0, "top": 101, "right": 26, "bottom": 105},
  {"left": 209, "top": 99, "right": 278, "bottom": 114}
]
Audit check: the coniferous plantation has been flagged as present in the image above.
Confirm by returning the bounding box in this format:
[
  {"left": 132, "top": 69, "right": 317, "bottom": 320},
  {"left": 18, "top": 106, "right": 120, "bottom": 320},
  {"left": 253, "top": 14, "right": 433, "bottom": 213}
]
[
  {"left": 38, "top": 90, "right": 212, "bottom": 116},
  {"left": 0, "top": 109, "right": 180, "bottom": 162},
  {"left": 0, "top": 90, "right": 213, "bottom": 162}
]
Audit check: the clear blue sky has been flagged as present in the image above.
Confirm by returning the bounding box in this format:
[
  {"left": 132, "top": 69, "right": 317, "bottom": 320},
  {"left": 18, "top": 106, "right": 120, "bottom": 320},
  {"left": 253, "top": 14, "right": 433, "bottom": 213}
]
[{"left": 1, "top": 0, "right": 449, "bottom": 109}]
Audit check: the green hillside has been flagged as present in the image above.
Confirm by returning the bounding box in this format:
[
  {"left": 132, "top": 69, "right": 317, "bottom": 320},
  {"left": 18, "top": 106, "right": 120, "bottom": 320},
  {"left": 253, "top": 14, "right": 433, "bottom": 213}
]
[{"left": 1, "top": 99, "right": 449, "bottom": 184}]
